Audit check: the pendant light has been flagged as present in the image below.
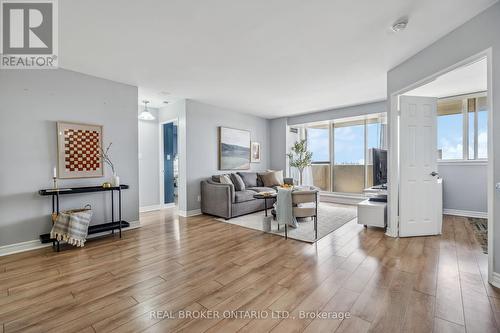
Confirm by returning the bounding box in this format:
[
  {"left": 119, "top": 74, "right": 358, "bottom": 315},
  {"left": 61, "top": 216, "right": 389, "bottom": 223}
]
[{"left": 138, "top": 100, "right": 155, "bottom": 120}]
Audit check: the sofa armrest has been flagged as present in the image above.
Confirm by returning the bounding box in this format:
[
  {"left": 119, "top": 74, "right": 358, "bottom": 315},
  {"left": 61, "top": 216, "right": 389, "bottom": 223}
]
[
  {"left": 284, "top": 177, "right": 295, "bottom": 185},
  {"left": 200, "top": 180, "right": 234, "bottom": 218}
]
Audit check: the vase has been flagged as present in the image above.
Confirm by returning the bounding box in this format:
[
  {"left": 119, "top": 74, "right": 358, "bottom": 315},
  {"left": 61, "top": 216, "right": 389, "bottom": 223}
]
[{"left": 112, "top": 173, "right": 120, "bottom": 187}]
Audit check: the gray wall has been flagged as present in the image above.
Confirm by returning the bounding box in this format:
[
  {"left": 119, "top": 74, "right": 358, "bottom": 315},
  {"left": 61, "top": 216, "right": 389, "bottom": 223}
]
[
  {"left": 269, "top": 118, "right": 288, "bottom": 172},
  {"left": 287, "top": 100, "right": 386, "bottom": 125},
  {"left": 438, "top": 163, "right": 487, "bottom": 213},
  {"left": 0, "top": 69, "right": 139, "bottom": 247},
  {"left": 185, "top": 100, "right": 270, "bottom": 211},
  {"left": 387, "top": 2, "right": 500, "bottom": 272},
  {"left": 138, "top": 108, "right": 159, "bottom": 207}
]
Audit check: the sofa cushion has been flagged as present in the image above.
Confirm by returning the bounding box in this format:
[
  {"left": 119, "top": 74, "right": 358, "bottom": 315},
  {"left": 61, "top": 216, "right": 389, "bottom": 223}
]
[
  {"left": 230, "top": 173, "right": 246, "bottom": 191},
  {"left": 237, "top": 172, "right": 259, "bottom": 187},
  {"left": 234, "top": 190, "right": 258, "bottom": 203},
  {"left": 247, "top": 186, "right": 276, "bottom": 193}
]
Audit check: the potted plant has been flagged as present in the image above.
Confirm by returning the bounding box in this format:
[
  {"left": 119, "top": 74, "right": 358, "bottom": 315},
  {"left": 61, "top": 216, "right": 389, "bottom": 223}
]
[{"left": 286, "top": 139, "right": 313, "bottom": 186}]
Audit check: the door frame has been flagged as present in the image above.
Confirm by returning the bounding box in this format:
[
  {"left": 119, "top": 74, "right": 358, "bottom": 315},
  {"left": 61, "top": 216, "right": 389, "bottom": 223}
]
[
  {"left": 388, "top": 48, "right": 494, "bottom": 284},
  {"left": 159, "top": 118, "right": 178, "bottom": 209}
]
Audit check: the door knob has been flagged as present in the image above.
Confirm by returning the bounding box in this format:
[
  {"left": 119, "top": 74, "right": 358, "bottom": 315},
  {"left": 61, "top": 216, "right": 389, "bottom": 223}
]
[{"left": 430, "top": 171, "right": 439, "bottom": 177}]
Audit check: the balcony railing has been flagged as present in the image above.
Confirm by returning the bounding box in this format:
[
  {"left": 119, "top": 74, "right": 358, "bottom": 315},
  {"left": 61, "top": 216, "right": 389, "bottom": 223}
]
[{"left": 311, "top": 164, "right": 374, "bottom": 194}]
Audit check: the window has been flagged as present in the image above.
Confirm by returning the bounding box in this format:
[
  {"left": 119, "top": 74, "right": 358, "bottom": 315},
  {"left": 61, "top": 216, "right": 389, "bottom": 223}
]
[
  {"left": 306, "top": 124, "right": 331, "bottom": 191},
  {"left": 300, "top": 114, "right": 386, "bottom": 194},
  {"left": 366, "top": 120, "right": 383, "bottom": 188},
  {"left": 333, "top": 120, "right": 365, "bottom": 193},
  {"left": 437, "top": 94, "right": 487, "bottom": 161},
  {"left": 306, "top": 125, "right": 329, "bottom": 163},
  {"left": 437, "top": 99, "right": 463, "bottom": 160}
]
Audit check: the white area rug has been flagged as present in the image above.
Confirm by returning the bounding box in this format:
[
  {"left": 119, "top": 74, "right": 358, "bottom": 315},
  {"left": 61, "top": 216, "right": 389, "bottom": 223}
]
[{"left": 216, "top": 202, "right": 357, "bottom": 243}]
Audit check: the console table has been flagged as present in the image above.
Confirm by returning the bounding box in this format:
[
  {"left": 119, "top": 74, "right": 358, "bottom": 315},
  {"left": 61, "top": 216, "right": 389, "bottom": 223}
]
[{"left": 38, "top": 185, "right": 130, "bottom": 251}]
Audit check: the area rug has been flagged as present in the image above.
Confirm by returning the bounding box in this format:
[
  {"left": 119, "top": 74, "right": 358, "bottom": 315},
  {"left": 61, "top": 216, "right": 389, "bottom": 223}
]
[
  {"left": 468, "top": 217, "right": 488, "bottom": 254},
  {"left": 216, "top": 202, "right": 357, "bottom": 243}
]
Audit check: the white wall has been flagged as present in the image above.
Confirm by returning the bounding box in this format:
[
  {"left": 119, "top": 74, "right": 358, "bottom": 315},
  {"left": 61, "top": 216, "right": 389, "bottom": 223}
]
[
  {"left": 287, "top": 101, "right": 386, "bottom": 125},
  {"left": 0, "top": 69, "right": 139, "bottom": 247},
  {"left": 185, "top": 100, "right": 270, "bottom": 211},
  {"left": 387, "top": 2, "right": 500, "bottom": 273},
  {"left": 138, "top": 108, "right": 159, "bottom": 208}
]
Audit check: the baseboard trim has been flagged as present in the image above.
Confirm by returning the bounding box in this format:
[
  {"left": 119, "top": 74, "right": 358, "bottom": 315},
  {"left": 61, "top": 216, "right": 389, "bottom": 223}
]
[
  {"left": 443, "top": 209, "right": 487, "bottom": 219},
  {"left": 320, "top": 193, "right": 365, "bottom": 205},
  {"left": 178, "top": 209, "right": 202, "bottom": 217},
  {"left": 0, "top": 220, "right": 141, "bottom": 257},
  {"left": 140, "top": 203, "right": 175, "bottom": 213},
  {"left": 490, "top": 272, "right": 500, "bottom": 288}
]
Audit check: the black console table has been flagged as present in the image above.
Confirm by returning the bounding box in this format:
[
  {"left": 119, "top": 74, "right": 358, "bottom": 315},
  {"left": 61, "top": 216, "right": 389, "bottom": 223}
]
[{"left": 39, "top": 185, "right": 130, "bottom": 251}]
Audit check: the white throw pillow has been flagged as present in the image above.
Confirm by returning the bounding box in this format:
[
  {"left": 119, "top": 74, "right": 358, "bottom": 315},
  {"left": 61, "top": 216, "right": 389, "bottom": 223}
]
[{"left": 219, "top": 174, "right": 233, "bottom": 185}]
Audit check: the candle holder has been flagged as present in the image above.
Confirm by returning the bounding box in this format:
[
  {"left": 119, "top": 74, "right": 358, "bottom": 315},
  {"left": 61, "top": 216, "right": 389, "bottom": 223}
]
[{"left": 52, "top": 176, "right": 58, "bottom": 190}]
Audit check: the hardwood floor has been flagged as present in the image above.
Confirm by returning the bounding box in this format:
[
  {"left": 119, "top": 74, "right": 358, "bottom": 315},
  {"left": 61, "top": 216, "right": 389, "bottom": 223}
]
[{"left": 0, "top": 210, "right": 498, "bottom": 332}]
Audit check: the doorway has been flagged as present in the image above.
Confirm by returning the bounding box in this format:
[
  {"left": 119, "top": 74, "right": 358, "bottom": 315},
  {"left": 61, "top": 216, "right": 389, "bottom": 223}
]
[
  {"left": 388, "top": 51, "right": 493, "bottom": 283},
  {"left": 160, "top": 120, "right": 178, "bottom": 208}
]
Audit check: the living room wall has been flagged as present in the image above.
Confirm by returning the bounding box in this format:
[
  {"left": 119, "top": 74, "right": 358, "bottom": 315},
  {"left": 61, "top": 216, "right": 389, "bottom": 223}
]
[
  {"left": 138, "top": 107, "right": 160, "bottom": 209},
  {"left": 185, "top": 100, "right": 270, "bottom": 213},
  {"left": 0, "top": 69, "right": 139, "bottom": 249}
]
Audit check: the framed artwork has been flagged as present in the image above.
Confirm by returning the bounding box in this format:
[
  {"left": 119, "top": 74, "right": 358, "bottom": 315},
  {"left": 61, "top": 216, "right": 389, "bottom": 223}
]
[
  {"left": 218, "top": 127, "right": 251, "bottom": 170},
  {"left": 251, "top": 142, "right": 261, "bottom": 163},
  {"left": 57, "top": 121, "right": 103, "bottom": 179}
]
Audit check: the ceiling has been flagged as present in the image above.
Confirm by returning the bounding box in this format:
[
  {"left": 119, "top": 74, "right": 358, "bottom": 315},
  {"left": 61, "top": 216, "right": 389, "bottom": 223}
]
[
  {"left": 59, "top": 0, "right": 497, "bottom": 118},
  {"left": 404, "top": 58, "right": 487, "bottom": 98}
]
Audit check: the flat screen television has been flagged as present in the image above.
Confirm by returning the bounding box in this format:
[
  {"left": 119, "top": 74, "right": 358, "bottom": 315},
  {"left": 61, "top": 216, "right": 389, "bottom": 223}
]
[{"left": 372, "top": 148, "right": 387, "bottom": 187}]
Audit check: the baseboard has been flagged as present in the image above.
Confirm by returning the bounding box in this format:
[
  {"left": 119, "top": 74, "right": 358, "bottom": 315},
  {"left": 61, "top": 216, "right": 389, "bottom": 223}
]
[
  {"left": 178, "top": 209, "right": 202, "bottom": 217},
  {"left": 0, "top": 220, "right": 141, "bottom": 257},
  {"left": 140, "top": 203, "right": 175, "bottom": 213},
  {"left": 320, "top": 193, "right": 365, "bottom": 205},
  {"left": 490, "top": 272, "right": 500, "bottom": 288},
  {"left": 443, "top": 209, "right": 487, "bottom": 219},
  {"left": 0, "top": 240, "right": 52, "bottom": 257}
]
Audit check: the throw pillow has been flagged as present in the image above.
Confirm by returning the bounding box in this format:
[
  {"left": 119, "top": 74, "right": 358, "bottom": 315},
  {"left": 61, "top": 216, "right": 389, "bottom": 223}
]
[
  {"left": 230, "top": 173, "right": 246, "bottom": 191},
  {"left": 259, "top": 170, "right": 284, "bottom": 187},
  {"left": 266, "top": 170, "right": 284, "bottom": 185},
  {"left": 237, "top": 172, "right": 259, "bottom": 187},
  {"left": 219, "top": 174, "right": 233, "bottom": 185}
]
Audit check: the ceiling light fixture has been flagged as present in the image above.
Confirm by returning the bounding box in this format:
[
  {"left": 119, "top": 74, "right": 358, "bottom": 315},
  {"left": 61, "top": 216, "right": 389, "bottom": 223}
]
[
  {"left": 138, "top": 100, "right": 155, "bottom": 120},
  {"left": 391, "top": 17, "right": 409, "bottom": 32}
]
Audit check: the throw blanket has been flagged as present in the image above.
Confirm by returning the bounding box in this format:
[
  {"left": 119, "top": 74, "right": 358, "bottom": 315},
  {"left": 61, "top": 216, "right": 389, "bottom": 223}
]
[
  {"left": 276, "top": 188, "right": 298, "bottom": 228},
  {"left": 50, "top": 207, "right": 93, "bottom": 247}
]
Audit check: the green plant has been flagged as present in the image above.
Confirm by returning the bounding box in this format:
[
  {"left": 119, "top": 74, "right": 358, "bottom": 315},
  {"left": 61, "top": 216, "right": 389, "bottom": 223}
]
[{"left": 286, "top": 139, "right": 313, "bottom": 185}]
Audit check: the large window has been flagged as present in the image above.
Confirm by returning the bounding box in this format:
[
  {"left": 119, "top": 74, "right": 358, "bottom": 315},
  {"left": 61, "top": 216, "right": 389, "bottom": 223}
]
[
  {"left": 300, "top": 114, "right": 386, "bottom": 194},
  {"left": 306, "top": 124, "right": 330, "bottom": 191},
  {"left": 333, "top": 120, "right": 366, "bottom": 193},
  {"left": 437, "top": 94, "right": 487, "bottom": 161}
]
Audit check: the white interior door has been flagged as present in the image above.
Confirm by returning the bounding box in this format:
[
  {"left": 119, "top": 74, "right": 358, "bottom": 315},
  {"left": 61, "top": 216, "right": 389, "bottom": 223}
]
[{"left": 399, "top": 96, "right": 442, "bottom": 237}]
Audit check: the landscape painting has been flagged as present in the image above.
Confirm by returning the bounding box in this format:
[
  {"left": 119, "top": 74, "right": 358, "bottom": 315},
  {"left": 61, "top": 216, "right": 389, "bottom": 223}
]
[{"left": 219, "top": 127, "right": 251, "bottom": 170}]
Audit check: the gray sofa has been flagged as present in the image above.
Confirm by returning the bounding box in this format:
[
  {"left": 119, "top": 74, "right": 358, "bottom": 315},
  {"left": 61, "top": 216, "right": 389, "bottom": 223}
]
[{"left": 201, "top": 172, "right": 293, "bottom": 219}]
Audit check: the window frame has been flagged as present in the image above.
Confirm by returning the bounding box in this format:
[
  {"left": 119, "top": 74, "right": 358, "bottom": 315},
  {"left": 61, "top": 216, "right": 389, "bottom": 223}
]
[{"left": 437, "top": 91, "right": 487, "bottom": 163}]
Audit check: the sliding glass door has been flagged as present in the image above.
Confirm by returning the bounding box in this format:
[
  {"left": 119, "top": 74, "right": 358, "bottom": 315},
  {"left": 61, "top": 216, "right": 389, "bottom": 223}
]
[
  {"left": 333, "top": 120, "right": 365, "bottom": 193},
  {"left": 297, "top": 113, "right": 386, "bottom": 195},
  {"left": 306, "top": 124, "right": 331, "bottom": 191}
]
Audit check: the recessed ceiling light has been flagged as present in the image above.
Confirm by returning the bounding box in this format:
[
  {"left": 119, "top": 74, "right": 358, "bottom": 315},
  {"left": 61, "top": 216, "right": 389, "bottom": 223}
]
[
  {"left": 160, "top": 91, "right": 170, "bottom": 96},
  {"left": 392, "top": 17, "right": 409, "bottom": 32},
  {"left": 163, "top": 101, "right": 169, "bottom": 104}
]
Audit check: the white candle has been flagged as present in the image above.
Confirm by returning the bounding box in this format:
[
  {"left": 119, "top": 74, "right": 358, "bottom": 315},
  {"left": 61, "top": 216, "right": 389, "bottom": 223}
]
[{"left": 53, "top": 167, "right": 57, "bottom": 178}]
